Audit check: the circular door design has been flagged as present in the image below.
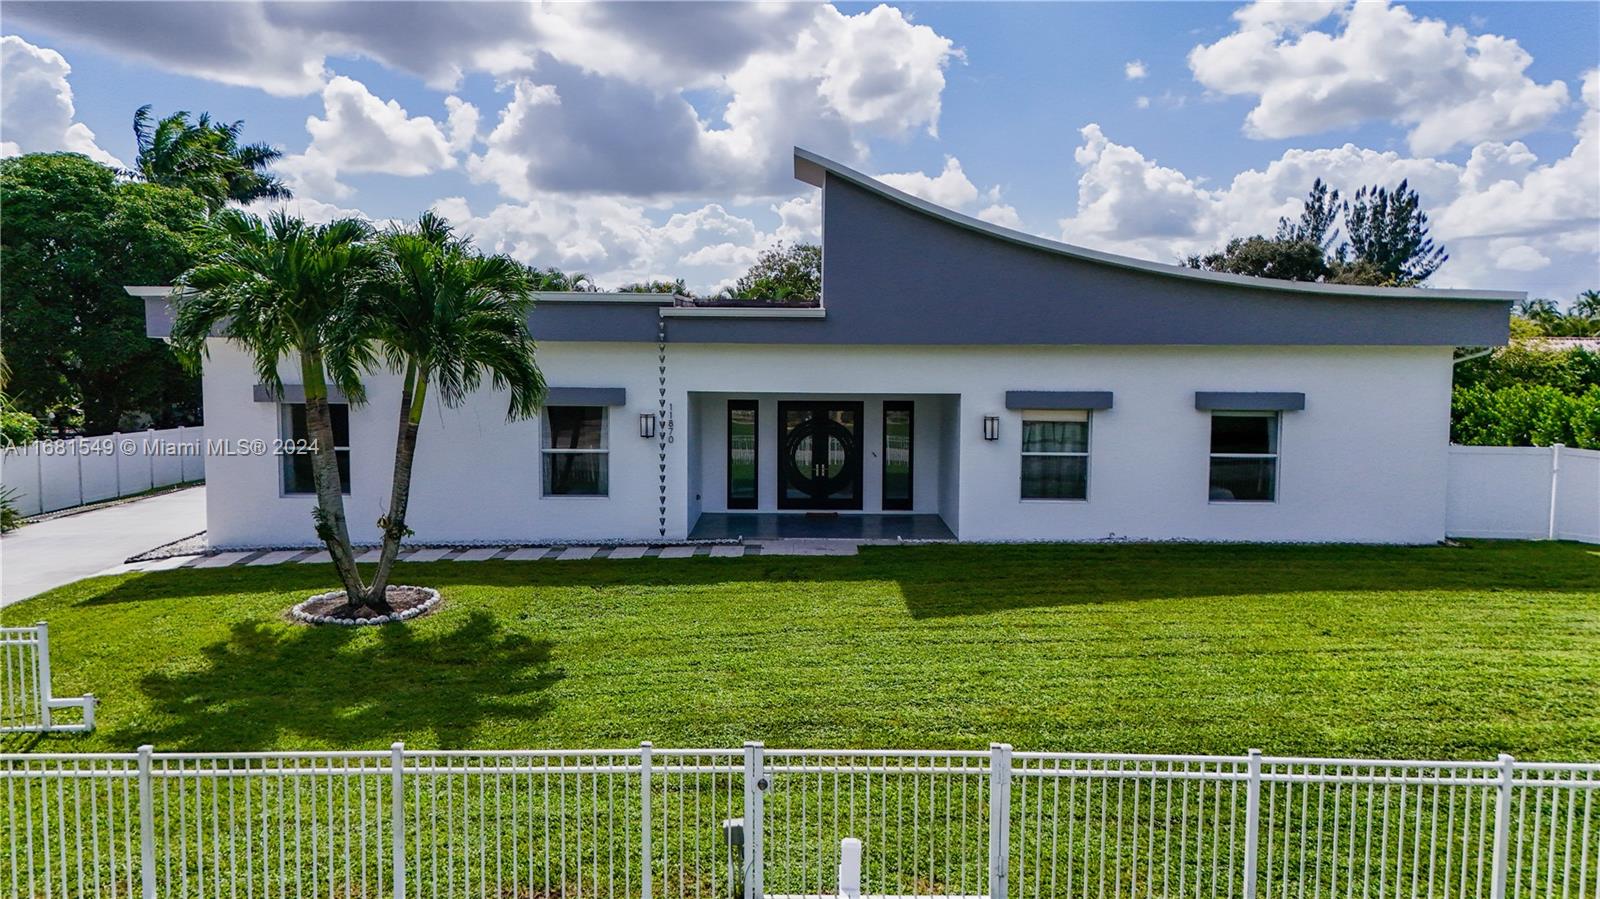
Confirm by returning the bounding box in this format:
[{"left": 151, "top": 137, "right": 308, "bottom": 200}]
[{"left": 777, "top": 402, "right": 864, "bottom": 509}]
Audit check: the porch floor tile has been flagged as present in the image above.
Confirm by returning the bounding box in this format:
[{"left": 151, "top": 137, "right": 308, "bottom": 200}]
[{"left": 689, "top": 513, "right": 953, "bottom": 541}]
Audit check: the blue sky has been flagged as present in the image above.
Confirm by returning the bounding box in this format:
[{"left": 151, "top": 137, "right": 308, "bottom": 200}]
[{"left": 3, "top": 1, "right": 1596, "bottom": 300}]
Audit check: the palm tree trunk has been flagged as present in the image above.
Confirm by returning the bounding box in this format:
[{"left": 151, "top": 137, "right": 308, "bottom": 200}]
[
  {"left": 299, "top": 350, "right": 373, "bottom": 607},
  {"left": 366, "top": 363, "right": 427, "bottom": 604}
]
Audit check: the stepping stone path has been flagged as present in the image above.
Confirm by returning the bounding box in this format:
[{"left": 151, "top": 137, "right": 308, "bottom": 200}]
[{"left": 111, "top": 537, "right": 871, "bottom": 574}]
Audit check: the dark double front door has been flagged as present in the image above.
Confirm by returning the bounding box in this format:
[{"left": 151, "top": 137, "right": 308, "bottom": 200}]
[{"left": 777, "top": 402, "right": 864, "bottom": 509}]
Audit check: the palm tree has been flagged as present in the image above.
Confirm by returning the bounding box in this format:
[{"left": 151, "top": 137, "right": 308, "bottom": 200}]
[
  {"left": 131, "top": 105, "right": 291, "bottom": 211},
  {"left": 360, "top": 212, "right": 545, "bottom": 601},
  {"left": 170, "top": 210, "right": 380, "bottom": 605},
  {"left": 528, "top": 266, "right": 597, "bottom": 292}
]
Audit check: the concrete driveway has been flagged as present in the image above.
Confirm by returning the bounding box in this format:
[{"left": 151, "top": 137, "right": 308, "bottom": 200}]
[{"left": 1, "top": 486, "right": 206, "bottom": 607}]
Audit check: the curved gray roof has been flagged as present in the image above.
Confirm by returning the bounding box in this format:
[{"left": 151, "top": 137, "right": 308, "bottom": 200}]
[{"left": 794, "top": 148, "right": 1519, "bottom": 304}]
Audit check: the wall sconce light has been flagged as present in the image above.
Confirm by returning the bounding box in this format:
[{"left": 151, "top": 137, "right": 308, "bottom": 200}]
[
  {"left": 982, "top": 415, "right": 1000, "bottom": 441},
  {"left": 639, "top": 412, "right": 657, "bottom": 438}
]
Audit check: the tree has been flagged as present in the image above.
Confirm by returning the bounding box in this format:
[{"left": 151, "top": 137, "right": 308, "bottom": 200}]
[
  {"left": 528, "top": 267, "right": 597, "bottom": 292},
  {"left": 1340, "top": 180, "right": 1446, "bottom": 286},
  {"left": 357, "top": 212, "right": 546, "bottom": 604},
  {"left": 1274, "top": 177, "right": 1341, "bottom": 251},
  {"left": 618, "top": 278, "right": 690, "bottom": 296},
  {"left": 1, "top": 152, "right": 206, "bottom": 432},
  {"left": 726, "top": 242, "right": 821, "bottom": 302},
  {"left": 1515, "top": 293, "right": 1600, "bottom": 337},
  {"left": 130, "top": 105, "right": 290, "bottom": 211},
  {"left": 1184, "top": 236, "right": 1331, "bottom": 282},
  {"left": 171, "top": 210, "right": 382, "bottom": 606}
]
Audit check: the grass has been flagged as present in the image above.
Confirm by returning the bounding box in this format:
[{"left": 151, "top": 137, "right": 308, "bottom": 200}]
[{"left": 4, "top": 540, "right": 1598, "bottom": 759}]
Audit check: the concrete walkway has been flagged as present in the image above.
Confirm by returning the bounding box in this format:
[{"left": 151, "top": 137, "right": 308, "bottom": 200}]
[
  {"left": 1, "top": 486, "right": 206, "bottom": 607},
  {"left": 91, "top": 537, "right": 862, "bottom": 577}
]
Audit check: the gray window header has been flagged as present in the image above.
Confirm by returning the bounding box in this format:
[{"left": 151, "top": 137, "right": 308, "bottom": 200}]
[
  {"left": 546, "top": 387, "right": 627, "bottom": 406},
  {"left": 1194, "top": 391, "right": 1306, "bottom": 411},
  {"left": 1005, "top": 390, "right": 1114, "bottom": 411}
]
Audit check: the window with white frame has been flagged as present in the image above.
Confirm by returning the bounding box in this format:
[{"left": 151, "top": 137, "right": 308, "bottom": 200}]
[
  {"left": 1208, "top": 411, "right": 1278, "bottom": 502},
  {"left": 280, "top": 402, "right": 351, "bottom": 495},
  {"left": 1020, "top": 410, "right": 1090, "bottom": 500},
  {"left": 543, "top": 406, "right": 609, "bottom": 496}
]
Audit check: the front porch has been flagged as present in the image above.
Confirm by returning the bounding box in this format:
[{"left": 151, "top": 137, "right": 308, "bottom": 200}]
[
  {"left": 684, "top": 392, "right": 961, "bottom": 538},
  {"left": 689, "top": 512, "right": 956, "bottom": 541}
]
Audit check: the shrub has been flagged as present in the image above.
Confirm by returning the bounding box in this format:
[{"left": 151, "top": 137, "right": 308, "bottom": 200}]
[
  {"left": 0, "top": 486, "right": 22, "bottom": 532},
  {"left": 1451, "top": 383, "right": 1600, "bottom": 448},
  {"left": 0, "top": 405, "right": 40, "bottom": 446}
]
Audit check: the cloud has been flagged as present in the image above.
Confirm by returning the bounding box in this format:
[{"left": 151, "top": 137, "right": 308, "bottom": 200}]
[
  {"left": 435, "top": 190, "right": 823, "bottom": 294},
  {"left": 878, "top": 156, "right": 980, "bottom": 209},
  {"left": 9, "top": 2, "right": 960, "bottom": 199},
  {"left": 1493, "top": 244, "right": 1550, "bottom": 272},
  {"left": 278, "top": 75, "right": 456, "bottom": 197},
  {"left": 877, "top": 156, "right": 1022, "bottom": 229},
  {"left": 1189, "top": 0, "right": 1570, "bottom": 154},
  {"left": 444, "top": 96, "right": 480, "bottom": 153},
  {"left": 1124, "top": 60, "right": 1148, "bottom": 80},
  {"left": 1056, "top": 86, "right": 1599, "bottom": 297},
  {"left": 467, "top": 3, "right": 960, "bottom": 198},
  {"left": 0, "top": 35, "right": 122, "bottom": 166}
]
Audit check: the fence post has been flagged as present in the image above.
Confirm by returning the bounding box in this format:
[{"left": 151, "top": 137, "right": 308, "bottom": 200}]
[
  {"left": 743, "top": 741, "right": 765, "bottom": 899},
  {"left": 35, "top": 444, "right": 45, "bottom": 516},
  {"left": 838, "top": 837, "right": 862, "bottom": 899},
  {"left": 148, "top": 427, "right": 157, "bottom": 488},
  {"left": 34, "top": 622, "right": 52, "bottom": 731},
  {"left": 391, "top": 742, "right": 406, "bottom": 899},
  {"left": 641, "top": 742, "right": 653, "bottom": 899},
  {"left": 1243, "top": 749, "right": 1263, "bottom": 898},
  {"left": 113, "top": 431, "right": 122, "bottom": 498},
  {"left": 138, "top": 744, "right": 156, "bottom": 899},
  {"left": 988, "top": 743, "right": 1012, "bottom": 899},
  {"left": 1491, "top": 753, "right": 1515, "bottom": 899},
  {"left": 75, "top": 437, "right": 84, "bottom": 508},
  {"left": 1547, "top": 443, "right": 1563, "bottom": 540}
]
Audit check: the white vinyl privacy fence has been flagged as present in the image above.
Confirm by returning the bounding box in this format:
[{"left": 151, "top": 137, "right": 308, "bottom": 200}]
[
  {"left": 2, "top": 743, "right": 1595, "bottom": 899},
  {"left": 1, "top": 427, "right": 205, "bottom": 517},
  {"left": 1447, "top": 444, "right": 1600, "bottom": 543}
]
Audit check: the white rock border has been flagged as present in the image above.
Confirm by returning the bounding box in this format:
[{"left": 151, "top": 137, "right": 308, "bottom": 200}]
[{"left": 290, "top": 586, "right": 441, "bottom": 627}]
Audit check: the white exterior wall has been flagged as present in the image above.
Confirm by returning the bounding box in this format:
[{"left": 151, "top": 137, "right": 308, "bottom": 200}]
[
  {"left": 668, "top": 344, "right": 1453, "bottom": 544},
  {"left": 201, "top": 339, "right": 671, "bottom": 547},
  {"left": 200, "top": 339, "right": 1455, "bottom": 547}
]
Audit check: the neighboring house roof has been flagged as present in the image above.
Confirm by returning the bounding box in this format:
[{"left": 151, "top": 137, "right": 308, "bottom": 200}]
[
  {"left": 130, "top": 147, "right": 1519, "bottom": 348},
  {"left": 1523, "top": 337, "right": 1600, "bottom": 352}
]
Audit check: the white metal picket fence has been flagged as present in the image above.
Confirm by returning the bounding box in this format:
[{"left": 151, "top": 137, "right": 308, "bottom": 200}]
[
  {"left": 2, "top": 743, "right": 1595, "bottom": 898},
  {"left": 0, "top": 426, "right": 205, "bottom": 517},
  {"left": 0, "top": 623, "right": 95, "bottom": 734}
]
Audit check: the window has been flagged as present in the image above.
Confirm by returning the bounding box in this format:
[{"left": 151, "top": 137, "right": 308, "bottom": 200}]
[
  {"left": 280, "top": 403, "right": 351, "bottom": 495},
  {"left": 882, "top": 401, "right": 913, "bottom": 510},
  {"left": 1209, "top": 412, "right": 1278, "bottom": 502},
  {"left": 1020, "top": 410, "right": 1089, "bottom": 500},
  {"left": 543, "top": 406, "right": 608, "bottom": 496},
  {"left": 727, "top": 401, "right": 757, "bottom": 509}
]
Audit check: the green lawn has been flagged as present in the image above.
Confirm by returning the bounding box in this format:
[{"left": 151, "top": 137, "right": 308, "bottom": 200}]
[{"left": 5, "top": 541, "right": 1598, "bottom": 759}]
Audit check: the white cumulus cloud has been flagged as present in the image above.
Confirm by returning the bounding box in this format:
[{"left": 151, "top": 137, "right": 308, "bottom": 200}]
[
  {"left": 0, "top": 35, "right": 122, "bottom": 166},
  {"left": 1056, "top": 79, "right": 1599, "bottom": 298},
  {"left": 1189, "top": 0, "right": 1570, "bottom": 154},
  {"left": 1124, "top": 60, "right": 1147, "bottom": 80},
  {"left": 278, "top": 75, "right": 457, "bottom": 197}
]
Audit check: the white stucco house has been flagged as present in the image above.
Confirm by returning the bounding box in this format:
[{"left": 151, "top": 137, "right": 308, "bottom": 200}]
[{"left": 132, "top": 148, "right": 1516, "bottom": 548}]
